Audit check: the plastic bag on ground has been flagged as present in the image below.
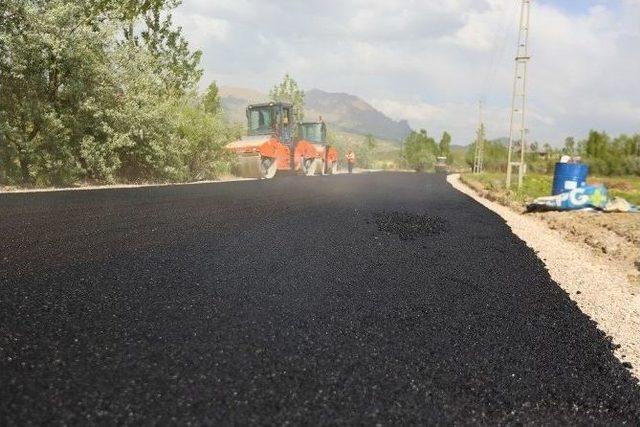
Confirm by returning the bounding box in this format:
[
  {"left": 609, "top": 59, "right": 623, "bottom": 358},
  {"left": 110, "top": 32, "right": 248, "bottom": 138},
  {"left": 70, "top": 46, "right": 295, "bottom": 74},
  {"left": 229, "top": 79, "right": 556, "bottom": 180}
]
[{"left": 527, "top": 185, "right": 639, "bottom": 213}]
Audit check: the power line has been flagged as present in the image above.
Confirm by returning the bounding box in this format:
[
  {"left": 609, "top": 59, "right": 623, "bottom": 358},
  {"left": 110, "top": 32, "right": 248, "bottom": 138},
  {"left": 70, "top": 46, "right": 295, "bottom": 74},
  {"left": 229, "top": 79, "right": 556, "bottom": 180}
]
[{"left": 480, "top": 1, "right": 520, "bottom": 101}]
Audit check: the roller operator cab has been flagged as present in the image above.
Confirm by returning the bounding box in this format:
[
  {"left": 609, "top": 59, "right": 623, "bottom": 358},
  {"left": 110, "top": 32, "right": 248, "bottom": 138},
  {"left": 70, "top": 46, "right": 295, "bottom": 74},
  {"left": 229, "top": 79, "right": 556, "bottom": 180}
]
[
  {"left": 295, "top": 121, "right": 339, "bottom": 176},
  {"left": 225, "top": 102, "right": 295, "bottom": 179}
]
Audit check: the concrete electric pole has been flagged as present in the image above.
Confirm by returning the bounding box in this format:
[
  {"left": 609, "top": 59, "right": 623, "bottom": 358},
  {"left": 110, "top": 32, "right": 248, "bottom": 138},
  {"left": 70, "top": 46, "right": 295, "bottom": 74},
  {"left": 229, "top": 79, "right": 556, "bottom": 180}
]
[
  {"left": 473, "top": 101, "right": 485, "bottom": 174},
  {"left": 506, "top": 0, "right": 532, "bottom": 189}
]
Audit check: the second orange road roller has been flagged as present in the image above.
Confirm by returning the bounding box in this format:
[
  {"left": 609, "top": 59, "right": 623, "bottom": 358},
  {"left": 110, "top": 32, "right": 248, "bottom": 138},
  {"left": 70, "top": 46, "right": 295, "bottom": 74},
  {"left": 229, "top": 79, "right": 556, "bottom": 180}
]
[{"left": 225, "top": 102, "right": 339, "bottom": 179}]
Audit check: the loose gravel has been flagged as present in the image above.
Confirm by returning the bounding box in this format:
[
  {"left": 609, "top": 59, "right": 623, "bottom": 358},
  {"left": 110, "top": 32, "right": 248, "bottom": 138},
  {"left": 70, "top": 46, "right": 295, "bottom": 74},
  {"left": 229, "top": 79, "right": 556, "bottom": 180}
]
[
  {"left": 373, "top": 211, "right": 449, "bottom": 241},
  {"left": 1, "top": 173, "right": 639, "bottom": 424}
]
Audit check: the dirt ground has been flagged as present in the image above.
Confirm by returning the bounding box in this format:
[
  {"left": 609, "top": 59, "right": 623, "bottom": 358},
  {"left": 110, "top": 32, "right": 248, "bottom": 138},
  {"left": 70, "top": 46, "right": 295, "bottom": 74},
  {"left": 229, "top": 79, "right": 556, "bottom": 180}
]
[{"left": 534, "top": 211, "right": 640, "bottom": 284}]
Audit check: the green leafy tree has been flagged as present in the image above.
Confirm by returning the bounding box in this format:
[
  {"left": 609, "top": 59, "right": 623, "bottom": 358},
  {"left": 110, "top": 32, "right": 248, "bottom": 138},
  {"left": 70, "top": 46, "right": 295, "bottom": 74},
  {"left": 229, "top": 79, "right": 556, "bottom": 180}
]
[
  {"left": 0, "top": 0, "right": 231, "bottom": 186},
  {"left": 0, "top": 0, "right": 117, "bottom": 183},
  {"left": 204, "top": 81, "right": 222, "bottom": 115},
  {"left": 565, "top": 131, "right": 640, "bottom": 176},
  {"left": 365, "top": 134, "right": 377, "bottom": 151},
  {"left": 563, "top": 137, "right": 576, "bottom": 155},
  {"left": 630, "top": 135, "right": 640, "bottom": 157},
  {"left": 81, "top": 1, "right": 202, "bottom": 93},
  {"left": 465, "top": 139, "right": 508, "bottom": 172},
  {"left": 270, "top": 74, "right": 305, "bottom": 122},
  {"left": 585, "top": 130, "right": 609, "bottom": 159},
  {"left": 439, "top": 131, "right": 452, "bottom": 157},
  {"left": 173, "top": 97, "right": 235, "bottom": 180},
  {"left": 404, "top": 130, "right": 438, "bottom": 172},
  {"left": 464, "top": 129, "right": 640, "bottom": 177},
  {"left": 356, "top": 134, "right": 378, "bottom": 169},
  {"left": 138, "top": 2, "right": 202, "bottom": 93},
  {"left": 581, "top": 130, "right": 611, "bottom": 175}
]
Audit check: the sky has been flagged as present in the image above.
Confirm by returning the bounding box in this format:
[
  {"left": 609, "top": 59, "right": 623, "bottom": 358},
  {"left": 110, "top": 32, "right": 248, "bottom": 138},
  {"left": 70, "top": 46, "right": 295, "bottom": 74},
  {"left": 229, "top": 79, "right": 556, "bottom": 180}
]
[{"left": 174, "top": 0, "right": 640, "bottom": 146}]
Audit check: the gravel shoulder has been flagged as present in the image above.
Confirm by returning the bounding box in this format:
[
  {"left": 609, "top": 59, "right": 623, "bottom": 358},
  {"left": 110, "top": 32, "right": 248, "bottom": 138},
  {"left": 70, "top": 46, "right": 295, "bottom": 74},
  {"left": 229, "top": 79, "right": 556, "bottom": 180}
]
[{"left": 449, "top": 173, "right": 640, "bottom": 379}]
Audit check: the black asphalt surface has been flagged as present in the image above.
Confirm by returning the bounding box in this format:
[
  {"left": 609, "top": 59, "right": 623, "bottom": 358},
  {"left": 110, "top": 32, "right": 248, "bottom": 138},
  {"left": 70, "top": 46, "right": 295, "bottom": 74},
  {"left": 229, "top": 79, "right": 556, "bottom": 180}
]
[{"left": 1, "top": 173, "right": 639, "bottom": 425}]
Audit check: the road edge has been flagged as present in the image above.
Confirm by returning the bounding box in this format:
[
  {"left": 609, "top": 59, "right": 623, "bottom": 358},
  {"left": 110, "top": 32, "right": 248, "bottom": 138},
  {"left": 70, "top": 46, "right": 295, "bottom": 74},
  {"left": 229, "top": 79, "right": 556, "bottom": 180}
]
[
  {"left": 0, "top": 177, "right": 260, "bottom": 195},
  {"left": 448, "top": 173, "right": 640, "bottom": 380},
  {"left": 0, "top": 169, "right": 399, "bottom": 195}
]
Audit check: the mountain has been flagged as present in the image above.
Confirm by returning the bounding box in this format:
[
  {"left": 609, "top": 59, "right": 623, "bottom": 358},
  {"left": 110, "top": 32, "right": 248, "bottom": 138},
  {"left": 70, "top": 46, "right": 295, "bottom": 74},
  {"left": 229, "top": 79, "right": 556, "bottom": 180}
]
[
  {"left": 219, "top": 86, "right": 269, "bottom": 124},
  {"left": 304, "top": 89, "right": 411, "bottom": 142},
  {"left": 219, "top": 86, "right": 412, "bottom": 143}
]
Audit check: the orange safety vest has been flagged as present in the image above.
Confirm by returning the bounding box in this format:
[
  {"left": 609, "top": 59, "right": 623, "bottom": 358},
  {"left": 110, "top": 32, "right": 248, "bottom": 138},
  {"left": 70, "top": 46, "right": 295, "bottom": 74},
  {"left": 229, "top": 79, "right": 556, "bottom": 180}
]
[{"left": 346, "top": 152, "right": 355, "bottom": 163}]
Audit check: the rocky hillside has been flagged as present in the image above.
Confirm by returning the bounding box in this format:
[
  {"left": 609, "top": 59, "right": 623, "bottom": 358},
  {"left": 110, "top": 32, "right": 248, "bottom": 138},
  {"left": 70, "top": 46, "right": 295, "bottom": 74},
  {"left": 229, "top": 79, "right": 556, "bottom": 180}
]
[
  {"left": 219, "top": 86, "right": 412, "bottom": 143},
  {"left": 219, "top": 86, "right": 269, "bottom": 124},
  {"left": 305, "top": 89, "right": 411, "bottom": 142}
]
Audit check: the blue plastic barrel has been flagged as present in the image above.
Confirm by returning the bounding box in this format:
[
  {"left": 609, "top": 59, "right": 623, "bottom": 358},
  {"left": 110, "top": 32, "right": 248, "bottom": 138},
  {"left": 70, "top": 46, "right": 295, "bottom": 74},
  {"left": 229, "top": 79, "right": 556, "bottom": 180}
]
[{"left": 552, "top": 163, "right": 589, "bottom": 195}]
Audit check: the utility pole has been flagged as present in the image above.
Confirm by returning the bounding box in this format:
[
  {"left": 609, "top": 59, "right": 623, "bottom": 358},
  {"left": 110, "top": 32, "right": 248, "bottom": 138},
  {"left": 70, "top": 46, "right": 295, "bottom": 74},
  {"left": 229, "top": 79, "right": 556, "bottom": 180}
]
[
  {"left": 506, "top": 0, "right": 532, "bottom": 189},
  {"left": 473, "top": 101, "right": 485, "bottom": 174}
]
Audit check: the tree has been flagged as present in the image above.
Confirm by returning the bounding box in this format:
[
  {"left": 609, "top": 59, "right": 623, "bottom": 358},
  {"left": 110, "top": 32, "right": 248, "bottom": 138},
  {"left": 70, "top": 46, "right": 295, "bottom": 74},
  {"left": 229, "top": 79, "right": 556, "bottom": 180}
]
[
  {"left": 204, "top": 81, "right": 222, "bottom": 115},
  {"left": 81, "top": 0, "right": 203, "bottom": 93},
  {"left": 465, "top": 138, "right": 508, "bottom": 172},
  {"left": 439, "top": 131, "right": 452, "bottom": 157},
  {"left": 0, "top": 0, "right": 230, "bottom": 186},
  {"left": 404, "top": 130, "right": 438, "bottom": 172},
  {"left": 0, "top": 0, "right": 115, "bottom": 183},
  {"left": 585, "top": 130, "right": 609, "bottom": 159},
  {"left": 563, "top": 137, "right": 576, "bottom": 155},
  {"left": 353, "top": 134, "right": 378, "bottom": 169},
  {"left": 614, "top": 133, "right": 640, "bottom": 157},
  {"left": 270, "top": 74, "right": 305, "bottom": 122},
  {"left": 138, "top": 2, "right": 203, "bottom": 93},
  {"left": 365, "top": 134, "right": 377, "bottom": 151}
]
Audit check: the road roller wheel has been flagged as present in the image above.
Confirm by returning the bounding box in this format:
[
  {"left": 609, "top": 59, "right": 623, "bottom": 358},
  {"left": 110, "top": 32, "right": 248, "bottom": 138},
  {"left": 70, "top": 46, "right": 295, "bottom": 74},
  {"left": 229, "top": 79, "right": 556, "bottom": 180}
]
[
  {"left": 260, "top": 156, "right": 278, "bottom": 179},
  {"left": 327, "top": 161, "right": 338, "bottom": 175},
  {"left": 237, "top": 155, "right": 261, "bottom": 178},
  {"left": 302, "top": 158, "right": 316, "bottom": 176}
]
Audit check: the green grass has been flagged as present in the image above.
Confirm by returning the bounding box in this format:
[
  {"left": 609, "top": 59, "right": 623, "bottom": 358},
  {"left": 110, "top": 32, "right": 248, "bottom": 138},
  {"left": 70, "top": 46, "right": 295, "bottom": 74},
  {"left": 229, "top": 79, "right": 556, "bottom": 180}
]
[
  {"left": 449, "top": 147, "right": 470, "bottom": 172},
  {"left": 462, "top": 172, "right": 640, "bottom": 205},
  {"left": 594, "top": 175, "right": 640, "bottom": 205}
]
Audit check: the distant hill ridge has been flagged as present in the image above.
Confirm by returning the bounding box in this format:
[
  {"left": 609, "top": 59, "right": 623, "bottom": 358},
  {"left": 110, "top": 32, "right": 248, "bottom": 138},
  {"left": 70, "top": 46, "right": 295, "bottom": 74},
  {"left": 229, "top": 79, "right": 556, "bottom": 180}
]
[{"left": 219, "top": 86, "right": 412, "bottom": 143}]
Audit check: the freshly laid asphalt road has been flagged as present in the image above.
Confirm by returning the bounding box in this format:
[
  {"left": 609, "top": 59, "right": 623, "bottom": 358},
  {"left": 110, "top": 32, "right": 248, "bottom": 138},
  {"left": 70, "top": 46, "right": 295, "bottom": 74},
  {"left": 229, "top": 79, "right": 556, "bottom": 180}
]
[{"left": 1, "top": 173, "right": 639, "bottom": 425}]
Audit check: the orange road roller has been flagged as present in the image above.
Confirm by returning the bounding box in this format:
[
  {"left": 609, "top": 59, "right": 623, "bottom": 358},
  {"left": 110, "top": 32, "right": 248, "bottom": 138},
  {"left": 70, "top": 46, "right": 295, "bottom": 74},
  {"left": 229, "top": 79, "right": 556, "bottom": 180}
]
[{"left": 225, "top": 103, "right": 339, "bottom": 179}]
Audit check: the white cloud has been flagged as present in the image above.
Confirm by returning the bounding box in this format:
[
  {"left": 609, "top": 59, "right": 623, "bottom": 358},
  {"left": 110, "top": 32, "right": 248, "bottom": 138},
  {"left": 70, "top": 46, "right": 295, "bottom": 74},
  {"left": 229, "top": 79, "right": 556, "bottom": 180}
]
[
  {"left": 177, "top": 15, "right": 230, "bottom": 47},
  {"left": 174, "top": 0, "right": 640, "bottom": 146}
]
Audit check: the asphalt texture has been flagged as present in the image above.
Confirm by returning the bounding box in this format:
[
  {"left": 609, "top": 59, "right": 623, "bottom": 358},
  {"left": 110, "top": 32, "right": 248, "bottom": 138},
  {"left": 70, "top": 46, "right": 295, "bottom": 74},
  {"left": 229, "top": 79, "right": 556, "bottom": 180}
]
[{"left": 1, "top": 173, "right": 639, "bottom": 425}]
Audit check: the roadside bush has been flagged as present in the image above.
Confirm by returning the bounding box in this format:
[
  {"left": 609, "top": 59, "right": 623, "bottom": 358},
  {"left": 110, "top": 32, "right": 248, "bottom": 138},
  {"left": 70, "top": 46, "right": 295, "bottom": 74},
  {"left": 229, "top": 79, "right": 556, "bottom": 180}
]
[
  {"left": 584, "top": 158, "right": 609, "bottom": 176},
  {"left": 405, "top": 130, "right": 438, "bottom": 172},
  {"left": 466, "top": 139, "right": 509, "bottom": 172},
  {"left": 623, "top": 157, "right": 640, "bottom": 176},
  {"left": 0, "top": 0, "right": 231, "bottom": 187},
  {"left": 465, "top": 131, "right": 639, "bottom": 178},
  {"left": 173, "top": 98, "right": 236, "bottom": 181}
]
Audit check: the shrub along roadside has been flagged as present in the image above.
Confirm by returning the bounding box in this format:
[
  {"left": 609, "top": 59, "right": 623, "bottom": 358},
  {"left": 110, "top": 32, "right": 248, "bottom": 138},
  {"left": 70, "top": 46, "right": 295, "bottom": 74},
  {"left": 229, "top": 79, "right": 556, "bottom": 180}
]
[
  {"left": 461, "top": 172, "right": 640, "bottom": 206},
  {"left": 464, "top": 132, "right": 640, "bottom": 177},
  {"left": 0, "top": 0, "right": 235, "bottom": 187}
]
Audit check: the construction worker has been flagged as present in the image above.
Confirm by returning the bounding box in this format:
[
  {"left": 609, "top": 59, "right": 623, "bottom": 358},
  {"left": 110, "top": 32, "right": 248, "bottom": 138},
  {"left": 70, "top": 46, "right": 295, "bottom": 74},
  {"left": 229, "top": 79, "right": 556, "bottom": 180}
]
[{"left": 345, "top": 150, "right": 356, "bottom": 174}]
